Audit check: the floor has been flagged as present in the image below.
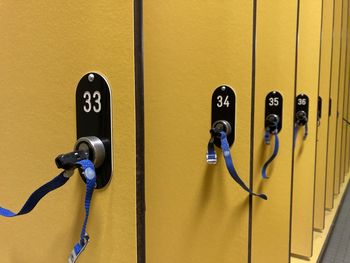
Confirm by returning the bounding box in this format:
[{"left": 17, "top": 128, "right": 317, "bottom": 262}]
[{"left": 321, "top": 185, "right": 350, "bottom": 263}]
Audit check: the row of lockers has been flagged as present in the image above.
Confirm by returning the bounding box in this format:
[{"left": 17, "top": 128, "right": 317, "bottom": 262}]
[{"left": 0, "top": 0, "right": 350, "bottom": 262}]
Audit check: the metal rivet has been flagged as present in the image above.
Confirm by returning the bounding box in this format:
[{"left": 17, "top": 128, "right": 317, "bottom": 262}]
[
  {"left": 221, "top": 86, "right": 226, "bottom": 91},
  {"left": 88, "top": 74, "right": 95, "bottom": 82}
]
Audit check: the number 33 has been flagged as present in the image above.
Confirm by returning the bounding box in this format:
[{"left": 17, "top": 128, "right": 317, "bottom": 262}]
[{"left": 83, "top": 91, "right": 101, "bottom": 113}]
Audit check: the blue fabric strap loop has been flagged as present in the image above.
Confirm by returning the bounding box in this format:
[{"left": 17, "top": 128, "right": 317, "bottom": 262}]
[
  {"left": 207, "top": 130, "right": 267, "bottom": 200},
  {"left": 206, "top": 134, "right": 217, "bottom": 164},
  {"left": 293, "top": 123, "right": 299, "bottom": 148},
  {"left": 220, "top": 132, "right": 267, "bottom": 200},
  {"left": 68, "top": 159, "right": 96, "bottom": 263},
  {"left": 293, "top": 122, "right": 308, "bottom": 148},
  {"left": 262, "top": 131, "right": 279, "bottom": 179},
  {"left": 303, "top": 123, "right": 308, "bottom": 140},
  {"left": 264, "top": 127, "right": 271, "bottom": 145},
  {"left": 0, "top": 155, "right": 96, "bottom": 263},
  {"left": 261, "top": 120, "right": 280, "bottom": 179},
  {"left": 0, "top": 172, "right": 70, "bottom": 217}
]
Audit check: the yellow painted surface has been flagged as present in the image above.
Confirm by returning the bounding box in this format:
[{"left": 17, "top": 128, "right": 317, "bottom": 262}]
[
  {"left": 144, "top": 1, "right": 253, "bottom": 262},
  {"left": 334, "top": 0, "right": 348, "bottom": 195},
  {"left": 345, "top": 3, "right": 350, "bottom": 178},
  {"left": 314, "top": 0, "right": 334, "bottom": 231},
  {"left": 339, "top": 123, "right": 347, "bottom": 187},
  {"left": 340, "top": 0, "right": 350, "bottom": 186},
  {"left": 291, "top": 0, "right": 322, "bottom": 257},
  {"left": 0, "top": 2, "right": 136, "bottom": 263},
  {"left": 292, "top": 174, "right": 350, "bottom": 263},
  {"left": 251, "top": 1, "right": 297, "bottom": 262},
  {"left": 326, "top": 0, "right": 344, "bottom": 209}
]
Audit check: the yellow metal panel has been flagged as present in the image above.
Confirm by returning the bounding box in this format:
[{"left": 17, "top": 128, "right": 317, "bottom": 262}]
[
  {"left": 0, "top": 2, "right": 136, "bottom": 262},
  {"left": 326, "top": 0, "right": 343, "bottom": 209},
  {"left": 314, "top": 0, "right": 334, "bottom": 230},
  {"left": 339, "top": 0, "right": 350, "bottom": 186},
  {"left": 345, "top": 3, "right": 350, "bottom": 177},
  {"left": 334, "top": 0, "right": 348, "bottom": 194},
  {"left": 144, "top": 1, "right": 253, "bottom": 262},
  {"left": 251, "top": 1, "right": 297, "bottom": 262},
  {"left": 291, "top": 0, "right": 322, "bottom": 257}
]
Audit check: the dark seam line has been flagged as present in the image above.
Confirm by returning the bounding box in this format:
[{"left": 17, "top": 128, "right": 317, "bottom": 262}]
[
  {"left": 248, "top": 0, "right": 258, "bottom": 262},
  {"left": 289, "top": 0, "right": 301, "bottom": 260},
  {"left": 134, "top": 0, "right": 146, "bottom": 262}
]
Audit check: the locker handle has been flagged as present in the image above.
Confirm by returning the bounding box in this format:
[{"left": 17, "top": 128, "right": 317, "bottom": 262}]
[{"left": 207, "top": 123, "right": 267, "bottom": 200}]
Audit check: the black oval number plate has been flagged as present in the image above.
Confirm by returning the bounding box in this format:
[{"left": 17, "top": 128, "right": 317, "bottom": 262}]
[
  {"left": 265, "top": 91, "right": 283, "bottom": 133},
  {"left": 317, "top": 96, "right": 322, "bottom": 124},
  {"left": 211, "top": 85, "right": 236, "bottom": 147},
  {"left": 76, "top": 72, "right": 112, "bottom": 188},
  {"left": 295, "top": 94, "right": 309, "bottom": 124}
]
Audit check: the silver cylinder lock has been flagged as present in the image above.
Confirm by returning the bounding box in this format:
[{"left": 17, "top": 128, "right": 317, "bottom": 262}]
[
  {"left": 74, "top": 136, "right": 106, "bottom": 168},
  {"left": 212, "top": 120, "right": 232, "bottom": 136},
  {"left": 266, "top": 114, "right": 280, "bottom": 127},
  {"left": 296, "top": 111, "right": 308, "bottom": 126}
]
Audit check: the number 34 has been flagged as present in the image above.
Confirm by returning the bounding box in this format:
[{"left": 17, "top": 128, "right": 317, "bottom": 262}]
[
  {"left": 83, "top": 91, "right": 101, "bottom": 113},
  {"left": 217, "top": 95, "right": 230, "bottom": 107}
]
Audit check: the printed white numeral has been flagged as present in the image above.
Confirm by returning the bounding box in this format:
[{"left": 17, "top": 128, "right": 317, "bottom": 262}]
[
  {"left": 224, "top": 96, "right": 230, "bottom": 107},
  {"left": 83, "top": 91, "right": 101, "bottom": 113},
  {"left": 269, "top": 97, "right": 279, "bottom": 106},
  {"left": 83, "top": 91, "right": 92, "bottom": 113},
  {"left": 217, "top": 95, "right": 230, "bottom": 108},
  {"left": 298, "top": 98, "right": 306, "bottom": 105},
  {"left": 93, "top": 91, "right": 102, "bottom": 113}
]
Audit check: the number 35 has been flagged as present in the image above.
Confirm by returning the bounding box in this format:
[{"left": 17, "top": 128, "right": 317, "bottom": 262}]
[
  {"left": 268, "top": 97, "right": 279, "bottom": 106},
  {"left": 83, "top": 91, "right": 101, "bottom": 113}
]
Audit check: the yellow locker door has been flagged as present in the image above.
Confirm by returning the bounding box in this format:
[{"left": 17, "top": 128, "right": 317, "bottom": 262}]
[
  {"left": 0, "top": 2, "right": 137, "bottom": 262},
  {"left": 339, "top": 0, "right": 350, "bottom": 186},
  {"left": 345, "top": 2, "right": 350, "bottom": 177},
  {"left": 144, "top": 2, "right": 255, "bottom": 263},
  {"left": 291, "top": 0, "right": 322, "bottom": 258},
  {"left": 251, "top": 1, "right": 298, "bottom": 262},
  {"left": 314, "top": 0, "right": 334, "bottom": 231},
  {"left": 334, "top": 0, "right": 349, "bottom": 194},
  {"left": 326, "top": 0, "right": 344, "bottom": 209}
]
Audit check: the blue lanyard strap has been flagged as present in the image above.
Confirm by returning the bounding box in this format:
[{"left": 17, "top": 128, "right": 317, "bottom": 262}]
[
  {"left": 0, "top": 171, "right": 70, "bottom": 217},
  {"left": 207, "top": 130, "right": 267, "bottom": 200},
  {"left": 293, "top": 123, "right": 298, "bottom": 147},
  {"left": 0, "top": 154, "right": 96, "bottom": 263},
  {"left": 69, "top": 160, "right": 96, "bottom": 263},
  {"left": 264, "top": 127, "right": 271, "bottom": 145},
  {"left": 293, "top": 122, "right": 308, "bottom": 148},
  {"left": 304, "top": 123, "right": 308, "bottom": 140},
  {"left": 206, "top": 130, "right": 217, "bottom": 164},
  {"left": 262, "top": 131, "right": 279, "bottom": 179}
]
